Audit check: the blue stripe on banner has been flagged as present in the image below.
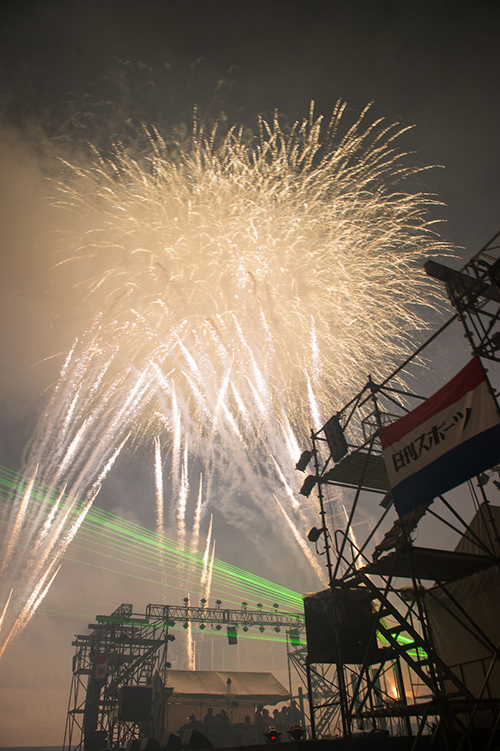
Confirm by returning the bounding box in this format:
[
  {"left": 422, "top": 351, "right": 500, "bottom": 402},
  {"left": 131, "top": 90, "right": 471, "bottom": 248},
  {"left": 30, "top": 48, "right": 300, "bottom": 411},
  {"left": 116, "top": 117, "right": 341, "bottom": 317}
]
[{"left": 393, "top": 422, "right": 500, "bottom": 517}]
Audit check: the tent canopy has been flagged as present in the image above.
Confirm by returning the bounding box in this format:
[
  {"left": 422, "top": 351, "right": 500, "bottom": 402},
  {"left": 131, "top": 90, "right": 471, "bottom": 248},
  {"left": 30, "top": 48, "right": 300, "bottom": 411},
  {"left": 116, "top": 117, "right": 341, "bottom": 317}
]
[{"left": 164, "top": 670, "right": 290, "bottom": 703}]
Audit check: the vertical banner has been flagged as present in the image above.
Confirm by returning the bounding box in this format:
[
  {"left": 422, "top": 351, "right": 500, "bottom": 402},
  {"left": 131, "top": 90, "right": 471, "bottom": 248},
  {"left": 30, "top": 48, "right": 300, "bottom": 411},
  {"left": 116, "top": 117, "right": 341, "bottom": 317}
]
[
  {"left": 94, "top": 650, "right": 109, "bottom": 687},
  {"left": 379, "top": 358, "right": 500, "bottom": 517}
]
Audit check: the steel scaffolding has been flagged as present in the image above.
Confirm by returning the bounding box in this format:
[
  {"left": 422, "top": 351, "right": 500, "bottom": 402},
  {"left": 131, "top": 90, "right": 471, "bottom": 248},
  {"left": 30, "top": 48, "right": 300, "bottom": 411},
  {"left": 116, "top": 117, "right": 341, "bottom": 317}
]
[
  {"left": 63, "top": 603, "right": 307, "bottom": 750},
  {"left": 297, "top": 233, "right": 500, "bottom": 747}
]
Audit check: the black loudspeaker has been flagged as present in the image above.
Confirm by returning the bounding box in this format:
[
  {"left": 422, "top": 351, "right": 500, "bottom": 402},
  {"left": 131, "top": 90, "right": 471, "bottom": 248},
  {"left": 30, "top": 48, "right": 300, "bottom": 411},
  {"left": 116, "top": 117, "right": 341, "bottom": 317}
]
[
  {"left": 181, "top": 729, "right": 213, "bottom": 749},
  {"left": 84, "top": 730, "right": 107, "bottom": 751},
  {"left": 140, "top": 738, "right": 160, "bottom": 751},
  {"left": 304, "top": 587, "right": 380, "bottom": 665},
  {"left": 227, "top": 625, "right": 237, "bottom": 645},
  {"left": 119, "top": 685, "right": 153, "bottom": 722},
  {"left": 160, "top": 732, "right": 182, "bottom": 751},
  {"left": 126, "top": 741, "right": 141, "bottom": 751}
]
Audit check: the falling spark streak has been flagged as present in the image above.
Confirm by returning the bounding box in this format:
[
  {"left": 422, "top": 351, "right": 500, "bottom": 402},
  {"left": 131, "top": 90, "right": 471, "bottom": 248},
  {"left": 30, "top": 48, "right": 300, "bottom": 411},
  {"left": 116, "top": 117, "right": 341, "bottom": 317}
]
[
  {"left": 201, "top": 514, "right": 213, "bottom": 586},
  {"left": 0, "top": 564, "right": 61, "bottom": 660},
  {"left": 171, "top": 387, "right": 181, "bottom": 510},
  {"left": 34, "top": 486, "right": 66, "bottom": 551},
  {"left": 94, "top": 432, "right": 131, "bottom": 488},
  {"left": 271, "top": 456, "right": 300, "bottom": 511},
  {"left": 154, "top": 436, "right": 164, "bottom": 536},
  {"left": 55, "top": 418, "right": 89, "bottom": 481},
  {"left": 273, "top": 495, "right": 327, "bottom": 583},
  {"left": 306, "top": 371, "right": 322, "bottom": 433},
  {"left": 177, "top": 440, "right": 189, "bottom": 547},
  {"left": 191, "top": 474, "right": 203, "bottom": 553},
  {"left": 0, "top": 466, "right": 38, "bottom": 576},
  {"left": 204, "top": 538, "right": 216, "bottom": 604},
  {"left": 310, "top": 317, "right": 321, "bottom": 382},
  {"left": 31, "top": 492, "right": 77, "bottom": 577},
  {"left": 0, "top": 590, "right": 13, "bottom": 634},
  {"left": 1, "top": 103, "right": 451, "bottom": 654}
]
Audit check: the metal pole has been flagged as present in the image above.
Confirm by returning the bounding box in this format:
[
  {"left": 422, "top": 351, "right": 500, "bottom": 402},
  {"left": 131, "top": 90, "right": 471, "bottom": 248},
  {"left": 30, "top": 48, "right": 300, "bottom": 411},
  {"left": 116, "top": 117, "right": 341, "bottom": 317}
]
[
  {"left": 311, "top": 429, "right": 333, "bottom": 582},
  {"left": 306, "top": 663, "right": 317, "bottom": 740}
]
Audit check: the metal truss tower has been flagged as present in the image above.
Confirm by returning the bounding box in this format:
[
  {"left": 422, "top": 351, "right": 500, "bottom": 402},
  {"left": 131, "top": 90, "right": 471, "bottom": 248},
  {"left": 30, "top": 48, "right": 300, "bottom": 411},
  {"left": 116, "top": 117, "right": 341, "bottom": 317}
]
[{"left": 296, "top": 232, "right": 500, "bottom": 748}]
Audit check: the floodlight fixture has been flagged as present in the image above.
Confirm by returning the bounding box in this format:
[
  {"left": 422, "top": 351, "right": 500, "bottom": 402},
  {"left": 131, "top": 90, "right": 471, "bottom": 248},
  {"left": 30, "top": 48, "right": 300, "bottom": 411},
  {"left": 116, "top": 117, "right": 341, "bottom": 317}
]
[
  {"left": 323, "top": 414, "right": 348, "bottom": 462},
  {"left": 215, "top": 624, "right": 222, "bottom": 631},
  {"left": 274, "top": 626, "right": 281, "bottom": 633},
  {"left": 295, "top": 450, "right": 313, "bottom": 472},
  {"left": 256, "top": 602, "right": 263, "bottom": 609},
  {"left": 264, "top": 726, "right": 281, "bottom": 743},
  {"left": 300, "top": 474, "right": 317, "bottom": 497},
  {"left": 478, "top": 473, "right": 490, "bottom": 487},
  {"left": 216, "top": 599, "right": 222, "bottom": 608},
  {"left": 183, "top": 597, "right": 189, "bottom": 605},
  {"left": 259, "top": 626, "right": 265, "bottom": 633},
  {"left": 307, "top": 526, "right": 323, "bottom": 543},
  {"left": 243, "top": 625, "right": 249, "bottom": 632},
  {"left": 182, "top": 622, "right": 189, "bottom": 629},
  {"left": 241, "top": 601, "right": 248, "bottom": 609},
  {"left": 272, "top": 603, "right": 279, "bottom": 610},
  {"left": 199, "top": 623, "right": 205, "bottom": 630},
  {"left": 200, "top": 598, "right": 207, "bottom": 606},
  {"left": 287, "top": 724, "right": 306, "bottom": 741}
]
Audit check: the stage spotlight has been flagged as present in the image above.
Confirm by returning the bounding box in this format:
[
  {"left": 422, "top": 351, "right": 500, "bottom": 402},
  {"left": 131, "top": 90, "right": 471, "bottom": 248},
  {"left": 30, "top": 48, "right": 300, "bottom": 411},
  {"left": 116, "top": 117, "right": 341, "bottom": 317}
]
[
  {"left": 307, "top": 527, "right": 322, "bottom": 543},
  {"left": 323, "top": 414, "right": 348, "bottom": 462},
  {"left": 241, "top": 601, "right": 248, "bottom": 609},
  {"left": 215, "top": 625, "right": 222, "bottom": 631},
  {"left": 299, "top": 474, "right": 317, "bottom": 497},
  {"left": 167, "top": 634, "right": 176, "bottom": 642},
  {"left": 287, "top": 724, "right": 306, "bottom": 741},
  {"left": 274, "top": 626, "right": 280, "bottom": 633},
  {"left": 259, "top": 626, "right": 265, "bottom": 633},
  {"left": 264, "top": 726, "right": 281, "bottom": 743},
  {"left": 478, "top": 473, "right": 490, "bottom": 486},
  {"left": 182, "top": 622, "right": 189, "bottom": 629},
  {"left": 295, "top": 450, "right": 313, "bottom": 472},
  {"left": 199, "top": 623, "right": 205, "bottom": 630},
  {"left": 215, "top": 599, "right": 222, "bottom": 607},
  {"left": 200, "top": 598, "right": 207, "bottom": 606},
  {"left": 494, "top": 480, "right": 500, "bottom": 491},
  {"left": 243, "top": 626, "right": 249, "bottom": 632},
  {"left": 183, "top": 597, "right": 189, "bottom": 604},
  {"left": 272, "top": 603, "right": 279, "bottom": 610}
]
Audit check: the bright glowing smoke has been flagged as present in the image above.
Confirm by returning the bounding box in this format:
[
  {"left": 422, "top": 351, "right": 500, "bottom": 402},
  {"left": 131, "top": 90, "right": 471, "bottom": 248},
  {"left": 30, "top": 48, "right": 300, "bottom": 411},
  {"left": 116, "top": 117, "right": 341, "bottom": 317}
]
[{"left": 0, "top": 102, "right": 449, "bottom": 654}]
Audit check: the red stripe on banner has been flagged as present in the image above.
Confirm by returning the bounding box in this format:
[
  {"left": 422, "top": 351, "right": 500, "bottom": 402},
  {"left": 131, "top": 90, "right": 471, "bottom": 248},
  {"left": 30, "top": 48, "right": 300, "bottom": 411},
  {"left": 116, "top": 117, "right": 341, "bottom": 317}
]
[{"left": 379, "top": 357, "right": 486, "bottom": 448}]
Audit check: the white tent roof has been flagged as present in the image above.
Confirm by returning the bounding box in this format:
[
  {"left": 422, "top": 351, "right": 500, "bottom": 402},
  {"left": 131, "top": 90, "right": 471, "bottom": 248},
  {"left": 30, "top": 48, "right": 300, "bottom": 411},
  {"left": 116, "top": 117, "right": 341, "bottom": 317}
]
[{"left": 164, "top": 670, "right": 290, "bottom": 702}]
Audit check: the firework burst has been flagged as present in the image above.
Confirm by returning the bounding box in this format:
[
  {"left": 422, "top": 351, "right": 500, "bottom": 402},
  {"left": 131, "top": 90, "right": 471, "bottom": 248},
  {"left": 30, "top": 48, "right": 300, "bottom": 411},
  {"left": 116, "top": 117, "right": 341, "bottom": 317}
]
[{"left": 0, "top": 102, "right": 450, "bottom": 654}]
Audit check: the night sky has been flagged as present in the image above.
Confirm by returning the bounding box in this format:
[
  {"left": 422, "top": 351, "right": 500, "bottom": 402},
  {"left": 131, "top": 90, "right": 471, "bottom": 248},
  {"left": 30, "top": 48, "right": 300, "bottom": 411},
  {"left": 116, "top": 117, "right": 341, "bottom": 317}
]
[{"left": 0, "top": 1, "right": 499, "bottom": 744}]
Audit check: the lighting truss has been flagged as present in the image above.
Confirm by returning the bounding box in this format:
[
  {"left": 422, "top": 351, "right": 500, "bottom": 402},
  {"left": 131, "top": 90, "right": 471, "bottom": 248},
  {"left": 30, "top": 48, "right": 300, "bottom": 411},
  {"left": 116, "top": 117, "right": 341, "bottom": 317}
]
[{"left": 64, "top": 602, "right": 305, "bottom": 751}]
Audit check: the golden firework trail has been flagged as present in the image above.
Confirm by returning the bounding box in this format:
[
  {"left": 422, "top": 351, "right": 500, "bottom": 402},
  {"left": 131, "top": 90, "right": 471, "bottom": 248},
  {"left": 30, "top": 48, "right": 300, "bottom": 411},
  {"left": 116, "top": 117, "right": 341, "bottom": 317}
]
[{"left": 0, "top": 102, "right": 450, "bottom": 655}]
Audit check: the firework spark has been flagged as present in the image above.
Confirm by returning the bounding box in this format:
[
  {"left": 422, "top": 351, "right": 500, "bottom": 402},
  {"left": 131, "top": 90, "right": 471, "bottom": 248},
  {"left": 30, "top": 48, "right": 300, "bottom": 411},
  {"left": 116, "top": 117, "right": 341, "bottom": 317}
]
[{"left": 0, "top": 102, "right": 450, "bottom": 655}]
